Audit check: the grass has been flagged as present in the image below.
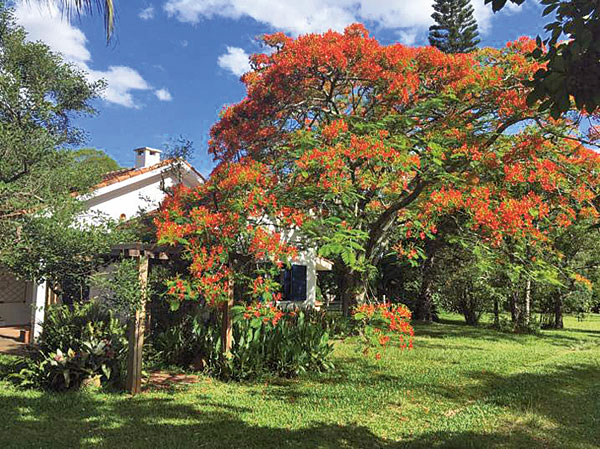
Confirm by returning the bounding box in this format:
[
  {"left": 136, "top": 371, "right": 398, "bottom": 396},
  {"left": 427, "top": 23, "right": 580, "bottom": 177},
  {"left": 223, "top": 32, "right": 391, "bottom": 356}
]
[{"left": 1, "top": 313, "right": 599, "bottom": 448}]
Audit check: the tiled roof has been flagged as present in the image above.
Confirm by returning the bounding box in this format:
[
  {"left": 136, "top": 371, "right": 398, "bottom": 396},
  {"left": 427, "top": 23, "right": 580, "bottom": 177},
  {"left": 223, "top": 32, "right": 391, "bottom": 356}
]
[
  {"left": 95, "top": 159, "right": 176, "bottom": 189},
  {"left": 94, "top": 159, "right": 205, "bottom": 190}
]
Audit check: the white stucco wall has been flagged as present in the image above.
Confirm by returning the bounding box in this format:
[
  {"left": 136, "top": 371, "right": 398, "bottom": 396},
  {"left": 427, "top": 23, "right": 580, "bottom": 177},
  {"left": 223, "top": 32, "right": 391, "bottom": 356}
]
[
  {"left": 31, "top": 281, "right": 47, "bottom": 341},
  {"left": 1, "top": 163, "right": 202, "bottom": 332},
  {"left": 81, "top": 173, "right": 176, "bottom": 223}
]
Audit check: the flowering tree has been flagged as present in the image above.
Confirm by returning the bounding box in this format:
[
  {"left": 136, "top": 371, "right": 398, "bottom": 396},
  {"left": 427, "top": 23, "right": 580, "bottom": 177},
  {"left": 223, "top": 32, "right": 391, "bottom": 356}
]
[
  {"left": 159, "top": 25, "right": 600, "bottom": 322},
  {"left": 156, "top": 157, "right": 299, "bottom": 311}
]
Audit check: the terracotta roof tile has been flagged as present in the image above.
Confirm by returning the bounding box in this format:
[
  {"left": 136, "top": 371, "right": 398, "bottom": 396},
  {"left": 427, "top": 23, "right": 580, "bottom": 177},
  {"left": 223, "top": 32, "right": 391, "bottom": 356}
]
[{"left": 95, "top": 159, "right": 177, "bottom": 189}]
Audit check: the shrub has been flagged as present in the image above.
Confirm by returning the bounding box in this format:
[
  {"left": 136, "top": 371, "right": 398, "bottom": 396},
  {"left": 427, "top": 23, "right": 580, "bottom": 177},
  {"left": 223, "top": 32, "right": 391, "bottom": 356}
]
[
  {"left": 11, "top": 302, "right": 127, "bottom": 391},
  {"left": 351, "top": 302, "right": 414, "bottom": 358},
  {"left": 152, "top": 303, "right": 334, "bottom": 380},
  {"left": 301, "top": 307, "right": 354, "bottom": 338}
]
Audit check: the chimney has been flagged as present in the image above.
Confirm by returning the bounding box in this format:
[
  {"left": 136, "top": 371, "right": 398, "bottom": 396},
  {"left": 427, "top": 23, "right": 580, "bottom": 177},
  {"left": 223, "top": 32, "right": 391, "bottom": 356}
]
[{"left": 134, "top": 147, "right": 162, "bottom": 169}]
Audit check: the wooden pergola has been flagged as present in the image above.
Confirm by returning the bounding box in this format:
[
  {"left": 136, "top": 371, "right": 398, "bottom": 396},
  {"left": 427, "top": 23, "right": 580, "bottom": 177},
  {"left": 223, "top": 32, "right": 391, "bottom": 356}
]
[
  {"left": 110, "top": 243, "right": 233, "bottom": 396},
  {"left": 111, "top": 243, "right": 170, "bottom": 395}
]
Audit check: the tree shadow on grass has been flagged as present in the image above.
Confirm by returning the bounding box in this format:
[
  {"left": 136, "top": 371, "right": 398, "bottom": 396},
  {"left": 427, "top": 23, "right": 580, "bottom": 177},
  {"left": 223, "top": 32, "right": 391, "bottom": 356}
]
[
  {"left": 0, "top": 387, "right": 576, "bottom": 449},
  {"left": 466, "top": 363, "right": 600, "bottom": 445},
  {"left": 413, "top": 320, "right": 599, "bottom": 347}
]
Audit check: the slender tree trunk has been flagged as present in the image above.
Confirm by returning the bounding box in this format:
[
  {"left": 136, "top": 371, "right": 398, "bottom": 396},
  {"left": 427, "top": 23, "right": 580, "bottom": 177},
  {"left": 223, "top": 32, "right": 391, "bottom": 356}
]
[
  {"left": 554, "top": 293, "right": 564, "bottom": 329},
  {"left": 510, "top": 288, "right": 521, "bottom": 329},
  {"left": 493, "top": 298, "right": 500, "bottom": 328},
  {"left": 415, "top": 253, "right": 436, "bottom": 322},
  {"left": 524, "top": 278, "right": 531, "bottom": 327}
]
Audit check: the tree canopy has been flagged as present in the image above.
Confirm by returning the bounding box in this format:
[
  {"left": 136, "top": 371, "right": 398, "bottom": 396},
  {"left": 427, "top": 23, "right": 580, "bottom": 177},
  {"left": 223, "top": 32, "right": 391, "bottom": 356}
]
[
  {"left": 0, "top": 5, "right": 126, "bottom": 295},
  {"left": 157, "top": 25, "right": 600, "bottom": 318},
  {"left": 0, "top": 5, "right": 104, "bottom": 233},
  {"left": 486, "top": 0, "right": 600, "bottom": 117}
]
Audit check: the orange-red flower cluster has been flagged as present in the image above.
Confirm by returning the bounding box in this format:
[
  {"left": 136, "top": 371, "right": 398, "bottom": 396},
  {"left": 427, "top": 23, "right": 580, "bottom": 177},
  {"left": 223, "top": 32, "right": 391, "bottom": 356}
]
[
  {"left": 352, "top": 303, "right": 414, "bottom": 352},
  {"left": 242, "top": 302, "right": 286, "bottom": 326}
]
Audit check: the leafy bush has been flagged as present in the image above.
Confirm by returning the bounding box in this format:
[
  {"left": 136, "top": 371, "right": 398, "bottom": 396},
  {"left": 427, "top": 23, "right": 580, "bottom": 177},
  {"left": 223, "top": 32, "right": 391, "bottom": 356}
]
[
  {"left": 152, "top": 303, "right": 334, "bottom": 380},
  {"left": 11, "top": 302, "right": 127, "bottom": 391},
  {"left": 301, "top": 307, "right": 354, "bottom": 338}
]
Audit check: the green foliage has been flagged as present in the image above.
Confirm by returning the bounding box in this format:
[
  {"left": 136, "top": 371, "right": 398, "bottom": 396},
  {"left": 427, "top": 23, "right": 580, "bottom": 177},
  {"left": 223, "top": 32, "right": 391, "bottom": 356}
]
[
  {"left": 92, "top": 258, "right": 149, "bottom": 317},
  {"left": 72, "top": 148, "right": 121, "bottom": 176},
  {"left": 0, "top": 4, "right": 104, "bottom": 227},
  {"left": 487, "top": 0, "right": 600, "bottom": 116},
  {"left": 2, "top": 204, "right": 131, "bottom": 302},
  {"left": 10, "top": 302, "right": 127, "bottom": 391},
  {"left": 429, "top": 0, "right": 481, "bottom": 53},
  {"left": 152, "top": 306, "right": 334, "bottom": 380},
  {"left": 0, "top": 4, "right": 123, "bottom": 294},
  {"left": 435, "top": 244, "right": 503, "bottom": 325}
]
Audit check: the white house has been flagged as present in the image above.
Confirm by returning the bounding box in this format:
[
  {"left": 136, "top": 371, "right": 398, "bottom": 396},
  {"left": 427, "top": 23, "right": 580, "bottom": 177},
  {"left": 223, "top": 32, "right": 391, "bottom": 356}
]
[{"left": 0, "top": 147, "right": 330, "bottom": 342}]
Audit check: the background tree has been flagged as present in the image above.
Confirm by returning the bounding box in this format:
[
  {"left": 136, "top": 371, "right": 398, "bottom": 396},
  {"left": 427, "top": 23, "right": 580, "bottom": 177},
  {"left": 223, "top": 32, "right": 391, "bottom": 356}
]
[
  {"left": 0, "top": 5, "right": 128, "bottom": 297},
  {"left": 72, "top": 148, "right": 121, "bottom": 175},
  {"left": 0, "top": 4, "right": 104, "bottom": 239},
  {"left": 486, "top": 0, "right": 600, "bottom": 117},
  {"left": 429, "top": 0, "right": 480, "bottom": 53},
  {"left": 434, "top": 243, "right": 500, "bottom": 326},
  {"left": 537, "top": 223, "right": 600, "bottom": 328}
]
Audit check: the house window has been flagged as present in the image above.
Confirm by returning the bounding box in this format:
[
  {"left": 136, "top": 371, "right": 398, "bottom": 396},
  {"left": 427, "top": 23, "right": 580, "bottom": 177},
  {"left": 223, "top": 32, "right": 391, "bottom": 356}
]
[{"left": 282, "top": 264, "right": 307, "bottom": 302}]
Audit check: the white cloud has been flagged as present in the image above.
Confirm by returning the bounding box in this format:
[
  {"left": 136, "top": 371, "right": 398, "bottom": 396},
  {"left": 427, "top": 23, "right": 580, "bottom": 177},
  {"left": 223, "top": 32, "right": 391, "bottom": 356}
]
[
  {"left": 164, "top": 0, "right": 511, "bottom": 37},
  {"left": 14, "top": 1, "right": 154, "bottom": 109},
  {"left": 88, "top": 66, "right": 151, "bottom": 108},
  {"left": 397, "top": 29, "right": 419, "bottom": 46},
  {"left": 14, "top": 1, "right": 90, "bottom": 62},
  {"left": 139, "top": 6, "right": 155, "bottom": 20},
  {"left": 217, "top": 46, "right": 250, "bottom": 77},
  {"left": 155, "top": 88, "right": 173, "bottom": 101}
]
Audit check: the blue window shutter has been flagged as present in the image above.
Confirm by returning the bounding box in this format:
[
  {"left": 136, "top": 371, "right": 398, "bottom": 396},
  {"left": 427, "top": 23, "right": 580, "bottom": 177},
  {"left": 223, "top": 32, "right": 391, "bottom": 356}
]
[
  {"left": 282, "top": 268, "right": 292, "bottom": 301},
  {"left": 291, "top": 265, "right": 307, "bottom": 302}
]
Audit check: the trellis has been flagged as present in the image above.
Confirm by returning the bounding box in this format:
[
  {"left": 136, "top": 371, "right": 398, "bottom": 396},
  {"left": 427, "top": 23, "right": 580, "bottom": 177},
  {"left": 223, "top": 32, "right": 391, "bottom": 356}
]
[{"left": 110, "top": 243, "right": 233, "bottom": 395}]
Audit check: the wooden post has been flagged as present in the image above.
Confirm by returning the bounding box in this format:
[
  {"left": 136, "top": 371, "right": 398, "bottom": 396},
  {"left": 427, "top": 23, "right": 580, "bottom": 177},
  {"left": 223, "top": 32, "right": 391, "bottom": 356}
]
[
  {"left": 126, "top": 255, "right": 149, "bottom": 396},
  {"left": 221, "top": 277, "right": 234, "bottom": 355}
]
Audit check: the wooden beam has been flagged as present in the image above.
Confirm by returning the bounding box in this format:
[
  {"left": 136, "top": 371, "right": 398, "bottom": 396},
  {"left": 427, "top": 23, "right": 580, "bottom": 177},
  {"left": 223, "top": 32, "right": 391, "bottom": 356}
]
[
  {"left": 126, "top": 255, "right": 149, "bottom": 396},
  {"left": 110, "top": 243, "right": 180, "bottom": 260},
  {"left": 221, "top": 277, "right": 234, "bottom": 355}
]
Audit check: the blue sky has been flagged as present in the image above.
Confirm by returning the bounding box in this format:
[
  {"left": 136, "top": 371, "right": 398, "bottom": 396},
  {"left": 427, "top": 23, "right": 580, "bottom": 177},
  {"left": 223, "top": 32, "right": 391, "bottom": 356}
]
[{"left": 13, "top": 0, "right": 548, "bottom": 174}]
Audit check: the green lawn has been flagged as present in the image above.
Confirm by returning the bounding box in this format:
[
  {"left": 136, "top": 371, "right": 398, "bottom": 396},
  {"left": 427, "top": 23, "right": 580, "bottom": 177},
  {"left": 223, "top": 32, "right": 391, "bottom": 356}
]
[{"left": 1, "top": 314, "right": 599, "bottom": 449}]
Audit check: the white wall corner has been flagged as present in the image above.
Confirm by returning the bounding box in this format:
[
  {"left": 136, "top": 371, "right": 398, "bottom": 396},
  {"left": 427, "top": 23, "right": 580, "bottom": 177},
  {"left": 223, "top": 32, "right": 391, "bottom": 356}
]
[{"left": 30, "top": 280, "right": 47, "bottom": 342}]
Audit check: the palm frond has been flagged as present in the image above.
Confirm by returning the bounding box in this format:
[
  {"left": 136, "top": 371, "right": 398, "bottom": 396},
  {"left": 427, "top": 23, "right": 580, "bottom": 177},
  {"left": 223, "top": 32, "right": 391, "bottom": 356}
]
[{"left": 50, "top": 0, "right": 115, "bottom": 41}]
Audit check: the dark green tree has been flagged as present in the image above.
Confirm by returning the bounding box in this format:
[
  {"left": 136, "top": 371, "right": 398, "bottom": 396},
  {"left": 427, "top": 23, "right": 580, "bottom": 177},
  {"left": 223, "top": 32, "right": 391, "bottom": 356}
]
[
  {"left": 0, "top": 5, "right": 130, "bottom": 299},
  {"left": 73, "top": 148, "right": 121, "bottom": 175},
  {"left": 486, "top": 0, "right": 600, "bottom": 117},
  {"left": 0, "top": 4, "right": 104, "bottom": 240},
  {"left": 428, "top": 0, "right": 481, "bottom": 53}
]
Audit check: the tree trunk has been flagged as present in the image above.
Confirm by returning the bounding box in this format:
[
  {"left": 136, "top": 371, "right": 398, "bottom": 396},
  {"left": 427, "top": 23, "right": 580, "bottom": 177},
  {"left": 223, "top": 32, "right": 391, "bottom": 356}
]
[
  {"left": 414, "top": 241, "right": 441, "bottom": 322},
  {"left": 553, "top": 294, "right": 564, "bottom": 329},
  {"left": 493, "top": 298, "right": 500, "bottom": 328},
  {"left": 415, "top": 254, "right": 436, "bottom": 322},
  {"left": 341, "top": 269, "right": 367, "bottom": 317},
  {"left": 510, "top": 288, "right": 521, "bottom": 328},
  {"left": 524, "top": 278, "right": 531, "bottom": 327}
]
